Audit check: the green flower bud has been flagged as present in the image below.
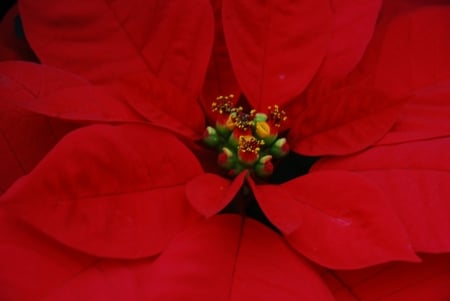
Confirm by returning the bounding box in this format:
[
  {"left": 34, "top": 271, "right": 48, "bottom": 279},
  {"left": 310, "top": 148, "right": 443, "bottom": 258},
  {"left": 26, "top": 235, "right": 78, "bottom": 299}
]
[
  {"left": 217, "top": 147, "right": 235, "bottom": 169},
  {"left": 270, "top": 138, "right": 289, "bottom": 158},
  {"left": 254, "top": 112, "right": 268, "bottom": 123},
  {"left": 203, "top": 126, "right": 220, "bottom": 148},
  {"left": 255, "top": 155, "right": 274, "bottom": 177}
]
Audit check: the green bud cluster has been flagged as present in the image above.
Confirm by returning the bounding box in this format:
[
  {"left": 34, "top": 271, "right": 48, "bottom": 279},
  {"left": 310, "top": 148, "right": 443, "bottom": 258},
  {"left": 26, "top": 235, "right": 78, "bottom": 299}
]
[{"left": 203, "top": 100, "right": 289, "bottom": 178}]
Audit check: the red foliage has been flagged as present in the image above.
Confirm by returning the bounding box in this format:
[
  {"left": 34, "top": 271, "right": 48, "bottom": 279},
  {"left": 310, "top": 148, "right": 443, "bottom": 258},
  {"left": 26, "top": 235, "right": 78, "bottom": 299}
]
[{"left": 0, "top": 0, "right": 449, "bottom": 299}]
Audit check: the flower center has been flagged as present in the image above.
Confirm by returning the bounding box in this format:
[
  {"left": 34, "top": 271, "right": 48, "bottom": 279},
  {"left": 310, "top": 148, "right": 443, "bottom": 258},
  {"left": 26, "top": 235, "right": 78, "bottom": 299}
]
[
  {"left": 212, "top": 95, "right": 234, "bottom": 114},
  {"left": 203, "top": 95, "right": 289, "bottom": 178},
  {"left": 231, "top": 108, "right": 254, "bottom": 131},
  {"left": 238, "top": 135, "right": 262, "bottom": 153}
]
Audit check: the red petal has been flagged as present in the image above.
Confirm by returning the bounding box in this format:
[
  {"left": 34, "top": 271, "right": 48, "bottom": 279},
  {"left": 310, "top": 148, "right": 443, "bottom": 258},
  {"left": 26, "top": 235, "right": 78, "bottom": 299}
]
[
  {"left": 186, "top": 171, "right": 246, "bottom": 217},
  {"left": 350, "top": 5, "right": 450, "bottom": 98},
  {"left": 290, "top": 86, "right": 403, "bottom": 156},
  {"left": 108, "top": 70, "right": 205, "bottom": 139},
  {"left": 381, "top": 0, "right": 450, "bottom": 19},
  {"left": 313, "top": 137, "right": 450, "bottom": 253},
  {"left": 18, "top": 0, "right": 212, "bottom": 137},
  {"left": 43, "top": 259, "right": 156, "bottom": 301},
  {"left": 0, "top": 101, "right": 76, "bottom": 193},
  {"left": 1, "top": 124, "right": 203, "bottom": 258},
  {"left": 108, "top": 0, "right": 214, "bottom": 97},
  {"left": 0, "top": 5, "right": 37, "bottom": 61},
  {"left": 377, "top": 83, "right": 450, "bottom": 145},
  {"left": 250, "top": 171, "right": 417, "bottom": 269},
  {"left": 0, "top": 209, "right": 157, "bottom": 301},
  {"left": 322, "top": 253, "right": 450, "bottom": 301},
  {"left": 222, "top": 0, "right": 332, "bottom": 109},
  {"left": 201, "top": 0, "right": 241, "bottom": 122},
  {"left": 186, "top": 140, "right": 223, "bottom": 174},
  {"left": 0, "top": 61, "right": 142, "bottom": 123},
  {"left": 0, "top": 209, "right": 96, "bottom": 300},
  {"left": 19, "top": 0, "right": 214, "bottom": 98},
  {"left": 143, "top": 215, "right": 334, "bottom": 301},
  {"left": 316, "top": 0, "right": 381, "bottom": 80}
]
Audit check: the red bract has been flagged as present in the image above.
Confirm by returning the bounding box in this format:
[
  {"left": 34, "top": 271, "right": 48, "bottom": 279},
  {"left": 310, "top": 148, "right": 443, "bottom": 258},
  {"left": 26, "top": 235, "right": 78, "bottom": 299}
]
[
  {"left": 288, "top": 85, "right": 403, "bottom": 156},
  {"left": 347, "top": 4, "right": 450, "bottom": 99},
  {"left": 0, "top": 4, "right": 36, "bottom": 61},
  {"left": 1, "top": 0, "right": 450, "bottom": 299},
  {"left": 145, "top": 215, "right": 334, "bottom": 301},
  {"left": 2, "top": 124, "right": 203, "bottom": 258},
  {"left": 321, "top": 253, "right": 450, "bottom": 301},
  {"left": 0, "top": 94, "right": 77, "bottom": 194}
]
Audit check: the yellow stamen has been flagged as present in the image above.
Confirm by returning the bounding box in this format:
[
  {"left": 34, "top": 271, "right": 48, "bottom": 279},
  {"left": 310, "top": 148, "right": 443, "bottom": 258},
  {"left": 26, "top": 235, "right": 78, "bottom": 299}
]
[
  {"left": 211, "top": 94, "right": 235, "bottom": 114},
  {"left": 231, "top": 108, "right": 254, "bottom": 130},
  {"left": 238, "top": 135, "right": 264, "bottom": 153},
  {"left": 255, "top": 121, "right": 271, "bottom": 138},
  {"left": 268, "top": 104, "right": 287, "bottom": 127}
]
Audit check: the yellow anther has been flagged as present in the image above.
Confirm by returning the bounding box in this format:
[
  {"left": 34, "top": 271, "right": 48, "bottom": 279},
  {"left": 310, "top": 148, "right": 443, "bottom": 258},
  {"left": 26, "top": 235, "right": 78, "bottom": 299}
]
[
  {"left": 268, "top": 105, "right": 287, "bottom": 127},
  {"left": 238, "top": 135, "right": 263, "bottom": 153},
  {"left": 255, "top": 121, "right": 271, "bottom": 138},
  {"left": 231, "top": 108, "right": 254, "bottom": 130},
  {"left": 211, "top": 94, "right": 235, "bottom": 114}
]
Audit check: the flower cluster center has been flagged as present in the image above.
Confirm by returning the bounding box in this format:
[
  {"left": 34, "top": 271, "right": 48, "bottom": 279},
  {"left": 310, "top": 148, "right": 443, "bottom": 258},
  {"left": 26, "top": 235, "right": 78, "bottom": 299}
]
[
  {"left": 231, "top": 109, "right": 254, "bottom": 130},
  {"left": 239, "top": 136, "right": 262, "bottom": 153},
  {"left": 203, "top": 95, "right": 290, "bottom": 178}
]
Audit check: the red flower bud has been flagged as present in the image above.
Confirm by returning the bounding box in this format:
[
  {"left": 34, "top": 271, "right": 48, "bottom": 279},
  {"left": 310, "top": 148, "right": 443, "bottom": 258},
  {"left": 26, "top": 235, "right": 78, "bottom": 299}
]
[
  {"left": 237, "top": 135, "right": 263, "bottom": 166},
  {"left": 217, "top": 147, "right": 235, "bottom": 169},
  {"left": 270, "top": 138, "right": 290, "bottom": 158},
  {"left": 255, "top": 155, "right": 274, "bottom": 177}
]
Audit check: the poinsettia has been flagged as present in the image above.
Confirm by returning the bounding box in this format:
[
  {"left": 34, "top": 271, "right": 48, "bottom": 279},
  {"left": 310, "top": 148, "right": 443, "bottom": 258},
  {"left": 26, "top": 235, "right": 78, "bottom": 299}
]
[{"left": 1, "top": 0, "right": 450, "bottom": 300}]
